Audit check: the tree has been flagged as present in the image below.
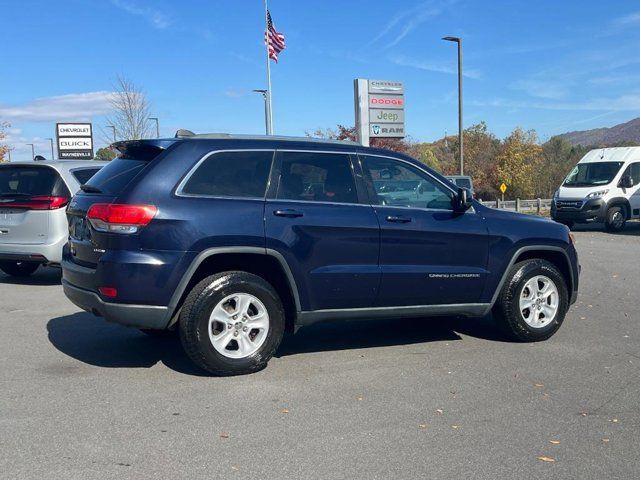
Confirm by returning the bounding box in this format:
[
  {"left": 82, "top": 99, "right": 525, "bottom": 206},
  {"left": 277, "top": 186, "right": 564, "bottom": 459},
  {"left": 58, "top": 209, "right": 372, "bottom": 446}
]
[
  {"left": 94, "top": 147, "right": 116, "bottom": 162},
  {"left": 0, "top": 121, "right": 9, "bottom": 163},
  {"left": 307, "top": 124, "right": 414, "bottom": 154},
  {"left": 106, "top": 76, "right": 152, "bottom": 141},
  {"left": 411, "top": 143, "right": 440, "bottom": 170},
  {"left": 496, "top": 128, "right": 542, "bottom": 200}
]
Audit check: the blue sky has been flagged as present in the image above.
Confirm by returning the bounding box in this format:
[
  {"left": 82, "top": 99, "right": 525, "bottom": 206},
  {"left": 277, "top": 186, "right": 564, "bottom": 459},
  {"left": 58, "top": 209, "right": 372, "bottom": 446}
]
[{"left": 2, "top": 0, "right": 640, "bottom": 160}]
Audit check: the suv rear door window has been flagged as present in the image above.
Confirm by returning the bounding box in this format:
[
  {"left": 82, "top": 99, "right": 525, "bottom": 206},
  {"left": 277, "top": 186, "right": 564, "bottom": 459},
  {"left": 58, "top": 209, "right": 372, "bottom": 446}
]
[
  {"left": 0, "top": 165, "right": 70, "bottom": 197},
  {"left": 180, "top": 151, "right": 274, "bottom": 198},
  {"left": 276, "top": 152, "right": 358, "bottom": 204}
]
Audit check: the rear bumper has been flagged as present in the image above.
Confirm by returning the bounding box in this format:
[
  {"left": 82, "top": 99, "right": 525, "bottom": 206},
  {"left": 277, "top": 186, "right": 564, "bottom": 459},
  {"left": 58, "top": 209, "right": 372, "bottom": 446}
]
[
  {"left": 551, "top": 198, "right": 606, "bottom": 223},
  {"left": 0, "top": 236, "right": 67, "bottom": 264},
  {"left": 62, "top": 279, "right": 170, "bottom": 329}
]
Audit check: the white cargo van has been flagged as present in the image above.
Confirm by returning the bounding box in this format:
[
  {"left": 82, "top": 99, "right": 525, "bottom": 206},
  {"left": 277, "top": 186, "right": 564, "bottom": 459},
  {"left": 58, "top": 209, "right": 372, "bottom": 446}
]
[{"left": 551, "top": 147, "right": 640, "bottom": 231}]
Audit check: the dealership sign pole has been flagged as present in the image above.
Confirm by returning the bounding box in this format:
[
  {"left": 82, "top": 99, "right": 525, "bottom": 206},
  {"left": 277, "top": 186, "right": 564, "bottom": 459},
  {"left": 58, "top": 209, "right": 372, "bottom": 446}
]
[
  {"left": 354, "top": 79, "right": 405, "bottom": 146},
  {"left": 56, "top": 123, "right": 94, "bottom": 160}
]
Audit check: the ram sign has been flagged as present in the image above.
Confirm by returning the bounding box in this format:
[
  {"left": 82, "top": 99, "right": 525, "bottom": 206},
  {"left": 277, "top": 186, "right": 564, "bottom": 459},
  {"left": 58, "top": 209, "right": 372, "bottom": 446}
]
[
  {"left": 56, "top": 123, "right": 94, "bottom": 159},
  {"left": 354, "top": 79, "right": 405, "bottom": 145}
]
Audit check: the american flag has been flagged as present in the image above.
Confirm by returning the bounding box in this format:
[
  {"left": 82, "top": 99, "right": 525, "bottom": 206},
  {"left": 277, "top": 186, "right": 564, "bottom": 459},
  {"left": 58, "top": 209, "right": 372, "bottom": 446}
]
[{"left": 265, "top": 10, "right": 285, "bottom": 62}]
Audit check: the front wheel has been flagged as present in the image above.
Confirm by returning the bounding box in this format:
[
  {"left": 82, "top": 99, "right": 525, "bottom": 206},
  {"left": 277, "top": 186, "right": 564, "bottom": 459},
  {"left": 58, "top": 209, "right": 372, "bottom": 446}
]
[
  {"left": 604, "top": 206, "right": 626, "bottom": 232},
  {"left": 493, "top": 259, "right": 568, "bottom": 342},
  {"left": 179, "top": 271, "right": 285, "bottom": 376},
  {"left": 0, "top": 261, "right": 40, "bottom": 277}
]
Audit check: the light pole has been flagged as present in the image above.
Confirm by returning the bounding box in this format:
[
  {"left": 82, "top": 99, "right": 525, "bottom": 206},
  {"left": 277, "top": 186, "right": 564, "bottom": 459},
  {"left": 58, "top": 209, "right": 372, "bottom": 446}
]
[
  {"left": 26, "top": 143, "right": 35, "bottom": 160},
  {"left": 7, "top": 146, "right": 11, "bottom": 162},
  {"left": 148, "top": 117, "right": 160, "bottom": 138},
  {"left": 442, "top": 36, "right": 464, "bottom": 175},
  {"left": 106, "top": 125, "right": 116, "bottom": 143},
  {"left": 46, "top": 138, "right": 55, "bottom": 160},
  {"left": 252, "top": 89, "right": 269, "bottom": 135}
]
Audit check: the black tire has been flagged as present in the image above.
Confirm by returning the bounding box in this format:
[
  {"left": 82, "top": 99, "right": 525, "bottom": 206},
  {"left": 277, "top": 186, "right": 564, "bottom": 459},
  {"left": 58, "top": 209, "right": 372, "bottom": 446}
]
[
  {"left": 492, "top": 259, "right": 568, "bottom": 342},
  {"left": 0, "top": 261, "right": 40, "bottom": 277},
  {"left": 179, "top": 271, "right": 285, "bottom": 376},
  {"left": 604, "top": 206, "right": 626, "bottom": 232}
]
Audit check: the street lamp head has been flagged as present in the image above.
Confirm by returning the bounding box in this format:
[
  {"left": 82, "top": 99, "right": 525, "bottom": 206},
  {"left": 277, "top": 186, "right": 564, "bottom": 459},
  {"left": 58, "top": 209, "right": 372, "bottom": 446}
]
[{"left": 442, "top": 36, "right": 461, "bottom": 42}]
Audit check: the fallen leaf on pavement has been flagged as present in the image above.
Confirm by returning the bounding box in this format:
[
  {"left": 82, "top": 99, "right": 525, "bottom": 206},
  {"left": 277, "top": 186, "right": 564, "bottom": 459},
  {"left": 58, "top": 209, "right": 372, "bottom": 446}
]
[
  {"left": 537, "top": 456, "right": 555, "bottom": 463},
  {"left": 534, "top": 383, "right": 544, "bottom": 387},
  {"left": 281, "top": 408, "right": 289, "bottom": 414},
  {"left": 602, "top": 438, "right": 610, "bottom": 443},
  {"left": 418, "top": 424, "right": 428, "bottom": 429},
  {"left": 452, "top": 425, "right": 459, "bottom": 429},
  {"left": 436, "top": 409, "right": 443, "bottom": 414},
  {"left": 549, "top": 440, "right": 560, "bottom": 445},
  {"left": 220, "top": 433, "right": 230, "bottom": 439}
]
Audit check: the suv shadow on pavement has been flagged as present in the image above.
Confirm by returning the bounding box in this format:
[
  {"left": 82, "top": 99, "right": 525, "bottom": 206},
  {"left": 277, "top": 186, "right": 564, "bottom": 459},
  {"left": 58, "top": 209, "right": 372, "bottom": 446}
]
[
  {"left": 47, "top": 312, "right": 507, "bottom": 377},
  {"left": 0, "top": 267, "right": 61, "bottom": 286}
]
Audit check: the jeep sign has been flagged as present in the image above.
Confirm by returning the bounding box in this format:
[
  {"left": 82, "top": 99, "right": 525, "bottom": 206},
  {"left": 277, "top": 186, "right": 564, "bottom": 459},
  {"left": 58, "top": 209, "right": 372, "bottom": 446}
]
[
  {"left": 354, "top": 79, "right": 405, "bottom": 145},
  {"left": 56, "top": 123, "right": 93, "bottom": 159}
]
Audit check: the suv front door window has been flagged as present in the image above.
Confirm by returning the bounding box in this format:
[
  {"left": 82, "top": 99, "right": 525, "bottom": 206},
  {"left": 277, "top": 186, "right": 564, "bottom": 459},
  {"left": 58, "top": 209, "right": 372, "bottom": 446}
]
[{"left": 361, "top": 155, "right": 488, "bottom": 306}]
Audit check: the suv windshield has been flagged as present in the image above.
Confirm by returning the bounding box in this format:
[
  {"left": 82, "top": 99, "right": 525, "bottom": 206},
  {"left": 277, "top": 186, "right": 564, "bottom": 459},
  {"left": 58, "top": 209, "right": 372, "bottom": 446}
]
[{"left": 563, "top": 162, "right": 624, "bottom": 187}]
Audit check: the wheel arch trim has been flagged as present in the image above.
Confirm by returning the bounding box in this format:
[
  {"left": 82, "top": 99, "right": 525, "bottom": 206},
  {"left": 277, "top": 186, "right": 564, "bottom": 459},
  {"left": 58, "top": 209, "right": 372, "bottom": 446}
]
[
  {"left": 167, "top": 247, "right": 302, "bottom": 316},
  {"left": 487, "top": 245, "right": 575, "bottom": 314}
]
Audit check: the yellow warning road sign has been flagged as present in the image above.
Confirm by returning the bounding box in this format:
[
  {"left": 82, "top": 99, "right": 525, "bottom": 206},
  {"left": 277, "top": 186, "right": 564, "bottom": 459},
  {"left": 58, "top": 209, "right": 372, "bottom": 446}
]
[{"left": 499, "top": 183, "right": 507, "bottom": 194}]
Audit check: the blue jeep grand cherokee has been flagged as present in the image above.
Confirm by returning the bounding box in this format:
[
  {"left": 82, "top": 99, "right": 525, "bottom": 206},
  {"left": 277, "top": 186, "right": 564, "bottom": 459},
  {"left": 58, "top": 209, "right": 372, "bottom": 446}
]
[{"left": 62, "top": 133, "right": 579, "bottom": 375}]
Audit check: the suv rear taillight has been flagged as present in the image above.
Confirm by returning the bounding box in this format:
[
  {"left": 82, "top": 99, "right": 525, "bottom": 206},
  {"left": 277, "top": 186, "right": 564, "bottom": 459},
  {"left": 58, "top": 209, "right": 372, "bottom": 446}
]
[
  {"left": 6, "top": 196, "right": 70, "bottom": 210},
  {"left": 87, "top": 204, "right": 157, "bottom": 234}
]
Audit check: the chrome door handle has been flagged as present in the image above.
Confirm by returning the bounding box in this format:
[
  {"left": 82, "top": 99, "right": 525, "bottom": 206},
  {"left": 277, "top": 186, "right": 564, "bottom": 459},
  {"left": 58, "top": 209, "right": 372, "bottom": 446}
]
[
  {"left": 273, "top": 209, "right": 304, "bottom": 218},
  {"left": 385, "top": 215, "right": 412, "bottom": 223}
]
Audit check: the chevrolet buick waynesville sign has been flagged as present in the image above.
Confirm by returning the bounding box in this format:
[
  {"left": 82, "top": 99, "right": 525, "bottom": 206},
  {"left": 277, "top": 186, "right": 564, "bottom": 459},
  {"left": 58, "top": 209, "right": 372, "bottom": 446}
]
[{"left": 56, "top": 123, "right": 94, "bottom": 159}]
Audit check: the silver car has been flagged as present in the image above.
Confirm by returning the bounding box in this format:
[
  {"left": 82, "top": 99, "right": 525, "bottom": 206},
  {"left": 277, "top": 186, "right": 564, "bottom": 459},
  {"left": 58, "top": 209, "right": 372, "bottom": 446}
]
[{"left": 0, "top": 160, "right": 107, "bottom": 277}]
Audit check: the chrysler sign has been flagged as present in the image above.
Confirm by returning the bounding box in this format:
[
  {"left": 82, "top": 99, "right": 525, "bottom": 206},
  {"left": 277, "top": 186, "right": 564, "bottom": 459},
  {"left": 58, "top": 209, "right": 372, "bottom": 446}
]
[
  {"left": 354, "top": 79, "right": 405, "bottom": 144},
  {"left": 56, "top": 123, "right": 93, "bottom": 159}
]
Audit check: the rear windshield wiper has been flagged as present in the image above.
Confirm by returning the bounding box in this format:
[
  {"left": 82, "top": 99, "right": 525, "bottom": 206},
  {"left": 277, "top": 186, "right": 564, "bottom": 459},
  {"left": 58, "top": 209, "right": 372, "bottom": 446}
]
[{"left": 80, "top": 184, "right": 103, "bottom": 193}]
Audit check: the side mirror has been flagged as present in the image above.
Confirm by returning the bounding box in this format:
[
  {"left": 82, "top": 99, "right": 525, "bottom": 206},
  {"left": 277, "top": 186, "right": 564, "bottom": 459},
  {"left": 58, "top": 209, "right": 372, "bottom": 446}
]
[
  {"left": 620, "top": 175, "right": 634, "bottom": 189},
  {"left": 454, "top": 187, "right": 473, "bottom": 212}
]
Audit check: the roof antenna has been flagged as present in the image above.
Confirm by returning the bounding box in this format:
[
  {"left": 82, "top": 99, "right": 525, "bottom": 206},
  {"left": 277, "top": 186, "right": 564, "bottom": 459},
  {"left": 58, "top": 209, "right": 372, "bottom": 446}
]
[{"left": 600, "top": 148, "right": 605, "bottom": 159}]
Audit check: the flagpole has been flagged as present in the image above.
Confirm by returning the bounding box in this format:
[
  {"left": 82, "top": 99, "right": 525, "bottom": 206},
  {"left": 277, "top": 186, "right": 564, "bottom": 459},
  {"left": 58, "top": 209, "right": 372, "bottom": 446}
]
[{"left": 263, "top": 0, "right": 274, "bottom": 135}]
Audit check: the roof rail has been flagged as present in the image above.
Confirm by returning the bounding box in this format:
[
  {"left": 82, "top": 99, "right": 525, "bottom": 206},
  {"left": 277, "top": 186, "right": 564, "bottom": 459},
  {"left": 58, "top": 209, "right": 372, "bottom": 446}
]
[{"left": 175, "top": 132, "right": 359, "bottom": 145}]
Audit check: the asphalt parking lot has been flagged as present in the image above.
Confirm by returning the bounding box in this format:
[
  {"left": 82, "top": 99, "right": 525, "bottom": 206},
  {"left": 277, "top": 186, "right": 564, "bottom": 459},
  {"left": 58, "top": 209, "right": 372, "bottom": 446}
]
[{"left": 1, "top": 223, "right": 639, "bottom": 480}]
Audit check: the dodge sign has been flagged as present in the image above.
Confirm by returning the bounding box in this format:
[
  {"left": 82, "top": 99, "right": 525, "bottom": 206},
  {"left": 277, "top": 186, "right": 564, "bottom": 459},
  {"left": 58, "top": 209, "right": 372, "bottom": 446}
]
[{"left": 56, "top": 123, "right": 93, "bottom": 159}]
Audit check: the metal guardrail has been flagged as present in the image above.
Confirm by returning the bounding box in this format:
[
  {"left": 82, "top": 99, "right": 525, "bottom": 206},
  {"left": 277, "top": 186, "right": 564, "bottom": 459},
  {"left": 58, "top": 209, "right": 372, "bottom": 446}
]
[{"left": 479, "top": 198, "right": 552, "bottom": 213}]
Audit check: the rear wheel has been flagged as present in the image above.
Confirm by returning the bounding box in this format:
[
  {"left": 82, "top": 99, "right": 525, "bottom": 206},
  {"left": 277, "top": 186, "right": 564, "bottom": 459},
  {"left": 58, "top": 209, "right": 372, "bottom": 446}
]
[
  {"left": 0, "top": 261, "right": 40, "bottom": 277},
  {"left": 604, "top": 206, "right": 626, "bottom": 232},
  {"left": 493, "top": 259, "right": 568, "bottom": 342},
  {"left": 179, "top": 271, "right": 285, "bottom": 376}
]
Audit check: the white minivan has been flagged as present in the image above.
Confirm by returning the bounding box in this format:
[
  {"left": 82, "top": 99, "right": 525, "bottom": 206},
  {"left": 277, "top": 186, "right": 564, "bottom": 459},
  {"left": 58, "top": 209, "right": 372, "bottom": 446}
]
[{"left": 551, "top": 147, "right": 640, "bottom": 231}]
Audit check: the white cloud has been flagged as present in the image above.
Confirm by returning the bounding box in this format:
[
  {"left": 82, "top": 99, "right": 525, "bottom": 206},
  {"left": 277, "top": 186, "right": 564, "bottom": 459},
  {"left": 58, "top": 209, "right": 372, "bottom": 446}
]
[
  {"left": 366, "top": 1, "right": 449, "bottom": 48},
  {"left": 471, "top": 94, "right": 640, "bottom": 112},
  {"left": 0, "top": 91, "right": 114, "bottom": 122},
  {"left": 111, "top": 0, "right": 172, "bottom": 29},
  {"left": 613, "top": 11, "right": 640, "bottom": 26},
  {"left": 390, "top": 54, "right": 482, "bottom": 79},
  {"left": 510, "top": 79, "right": 568, "bottom": 100}
]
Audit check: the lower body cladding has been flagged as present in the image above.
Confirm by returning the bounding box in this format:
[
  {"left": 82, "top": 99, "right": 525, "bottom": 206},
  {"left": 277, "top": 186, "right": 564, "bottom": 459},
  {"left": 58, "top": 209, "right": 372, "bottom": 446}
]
[
  {"left": 551, "top": 198, "right": 605, "bottom": 223},
  {"left": 62, "top": 280, "right": 171, "bottom": 329}
]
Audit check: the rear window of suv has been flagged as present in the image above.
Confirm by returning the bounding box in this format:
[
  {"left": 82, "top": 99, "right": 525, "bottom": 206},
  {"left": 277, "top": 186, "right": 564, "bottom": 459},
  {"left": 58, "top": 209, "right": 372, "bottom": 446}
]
[
  {"left": 83, "top": 159, "right": 148, "bottom": 195},
  {"left": 0, "top": 165, "right": 70, "bottom": 197}
]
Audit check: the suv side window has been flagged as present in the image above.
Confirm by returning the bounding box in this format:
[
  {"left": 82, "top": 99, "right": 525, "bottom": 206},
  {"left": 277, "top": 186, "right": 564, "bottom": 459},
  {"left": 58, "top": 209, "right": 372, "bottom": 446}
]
[
  {"left": 181, "top": 151, "right": 273, "bottom": 198},
  {"left": 362, "top": 155, "right": 454, "bottom": 210},
  {"left": 276, "top": 151, "right": 358, "bottom": 204}
]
